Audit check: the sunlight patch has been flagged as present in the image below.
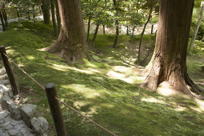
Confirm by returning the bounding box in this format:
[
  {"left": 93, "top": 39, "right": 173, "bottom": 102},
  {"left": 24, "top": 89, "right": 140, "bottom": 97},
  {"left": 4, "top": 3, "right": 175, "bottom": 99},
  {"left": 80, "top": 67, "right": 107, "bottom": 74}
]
[
  {"left": 195, "top": 99, "right": 204, "bottom": 112},
  {"left": 141, "top": 97, "right": 166, "bottom": 104},
  {"left": 157, "top": 81, "right": 178, "bottom": 96},
  {"left": 63, "top": 84, "right": 101, "bottom": 99},
  {"left": 26, "top": 55, "right": 35, "bottom": 60}
]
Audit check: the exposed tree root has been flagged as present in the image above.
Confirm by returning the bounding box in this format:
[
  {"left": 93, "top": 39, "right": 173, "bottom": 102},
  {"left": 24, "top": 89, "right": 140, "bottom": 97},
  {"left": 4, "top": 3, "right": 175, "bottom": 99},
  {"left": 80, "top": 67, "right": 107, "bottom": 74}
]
[{"left": 142, "top": 55, "right": 204, "bottom": 100}]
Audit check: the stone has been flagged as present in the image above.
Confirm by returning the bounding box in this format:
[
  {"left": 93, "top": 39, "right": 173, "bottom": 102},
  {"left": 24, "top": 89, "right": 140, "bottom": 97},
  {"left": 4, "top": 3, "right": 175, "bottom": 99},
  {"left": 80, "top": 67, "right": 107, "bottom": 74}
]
[
  {"left": 0, "top": 74, "right": 7, "bottom": 80},
  {"left": 0, "top": 68, "right": 6, "bottom": 74},
  {"left": 20, "top": 104, "right": 37, "bottom": 126},
  {"left": 8, "top": 102, "right": 21, "bottom": 120},
  {"left": 31, "top": 117, "right": 48, "bottom": 135},
  {"left": 0, "top": 80, "right": 10, "bottom": 85},
  {"left": 0, "top": 110, "right": 10, "bottom": 120},
  {"left": 1, "top": 97, "right": 12, "bottom": 110},
  {"left": 8, "top": 129, "right": 18, "bottom": 136}
]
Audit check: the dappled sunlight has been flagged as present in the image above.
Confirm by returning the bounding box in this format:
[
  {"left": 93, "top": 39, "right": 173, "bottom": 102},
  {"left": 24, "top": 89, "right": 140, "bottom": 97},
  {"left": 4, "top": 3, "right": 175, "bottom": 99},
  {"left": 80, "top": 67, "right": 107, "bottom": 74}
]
[
  {"left": 106, "top": 66, "right": 146, "bottom": 84},
  {"left": 47, "top": 63, "right": 101, "bottom": 74},
  {"left": 141, "top": 97, "right": 166, "bottom": 104},
  {"left": 26, "top": 55, "right": 35, "bottom": 60},
  {"left": 157, "top": 81, "right": 179, "bottom": 96},
  {"left": 62, "top": 84, "right": 103, "bottom": 99},
  {"left": 194, "top": 99, "right": 204, "bottom": 112}
]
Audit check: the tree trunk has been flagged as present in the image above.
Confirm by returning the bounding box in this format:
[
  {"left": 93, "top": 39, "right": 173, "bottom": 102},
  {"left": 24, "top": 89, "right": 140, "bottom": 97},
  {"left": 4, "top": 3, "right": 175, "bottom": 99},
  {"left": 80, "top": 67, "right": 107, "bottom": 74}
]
[
  {"left": 151, "top": 24, "right": 154, "bottom": 34},
  {"left": 103, "top": 25, "right": 106, "bottom": 35},
  {"left": 113, "top": 22, "right": 119, "bottom": 48},
  {"left": 32, "top": 5, "right": 36, "bottom": 22},
  {"left": 41, "top": 0, "right": 51, "bottom": 24},
  {"left": 16, "top": 8, "right": 20, "bottom": 19},
  {"left": 0, "top": 11, "right": 6, "bottom": 31},
  {"left": 87, "top": 16, "right": 91, "bottom": 42},
  {"left": 189, "top": 3, "right": 204, "bottom": 52},
  {"left": 126, "top": 26, "right": 129, "bottom": 35},
  {"left": 50, "top": 0, "right": 57, "bottom": 35},
  {"left": 92, "top": 24, "right": 100, "bottom": 43},
  {"left": 2, "top": 9, "right": 8, "bottom": 27},
  {"left": 137, "top": 7, "right": 153, "bottom": 64},
  {"left": 143, "top": 0, "right": 203, "bottom": 98},
  {"left": 55, "top": 0, "right": 61, "bottom": 33},
  {"left": 132, "top": 26, "right": 136, "bottom": 37},
  {"left": 47, "top": 0, "right": 86, "bottom": 63},
  {"left": 112, "top": 0, "right": 119, "bottom": 48}
]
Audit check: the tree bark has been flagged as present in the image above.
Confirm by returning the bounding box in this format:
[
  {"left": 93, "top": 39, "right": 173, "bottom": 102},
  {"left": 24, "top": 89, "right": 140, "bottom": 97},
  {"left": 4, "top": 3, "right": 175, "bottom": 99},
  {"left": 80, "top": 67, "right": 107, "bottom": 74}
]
[
  {"left": 126, "top": 26, "right": 129, "bottom": 35},
  {"left": 103, "top": 25, "right": 106, "bottom": 35},
  {"left": 143, "top": 0, "right": 203, "bottom": 98},
  {"left": 87, "top": 16, "right": 91, "bottom": 42},
  {"left": 47, "top": 0, "right": 86, "bottom": 63},
  {"left": 0, "top": 11, "right": 6, "bottom": 31},
  {"left": 2, "top": 9, "right": 7, "bottom": 27},
  {"left": 41, "top": 0, "right": 51, "bottom": 24},
  {"left": 132, "top": 26, "right": 136, "bottom": 37},
  {"left": 50, "top": 0, "right": 57, "bottom": 35},
  {"left": 92, "top": 24, "right": 100, "bottom": 43},
  {"left": 55, "top": 0, "right": 61, "bottom": 33},
  {"left": 137, "top": 7, "right": 153, "bottom": 64},
  {"left": 151, "top": 24, "right": 154, "bottom": 34}
]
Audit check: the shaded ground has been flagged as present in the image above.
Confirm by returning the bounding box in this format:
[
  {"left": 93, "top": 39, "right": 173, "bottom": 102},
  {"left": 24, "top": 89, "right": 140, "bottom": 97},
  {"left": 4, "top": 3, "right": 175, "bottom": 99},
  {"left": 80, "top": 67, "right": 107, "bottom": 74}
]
[{"left": 0, "top": 21, "right": 204, "bottom": 136}]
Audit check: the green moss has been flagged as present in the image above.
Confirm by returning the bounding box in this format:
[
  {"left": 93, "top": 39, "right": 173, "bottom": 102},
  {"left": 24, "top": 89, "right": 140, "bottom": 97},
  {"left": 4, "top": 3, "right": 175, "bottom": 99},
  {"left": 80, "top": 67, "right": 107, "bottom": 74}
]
[{"left": 0, "top": 21, "right": 204, "bottom": 136}]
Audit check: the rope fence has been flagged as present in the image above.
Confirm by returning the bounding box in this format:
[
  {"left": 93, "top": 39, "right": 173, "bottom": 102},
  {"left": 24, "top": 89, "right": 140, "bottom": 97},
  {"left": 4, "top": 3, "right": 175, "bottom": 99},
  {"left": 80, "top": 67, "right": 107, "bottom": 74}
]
[{"left": 0, "top": 46, "right": 119, "bottom": 136}]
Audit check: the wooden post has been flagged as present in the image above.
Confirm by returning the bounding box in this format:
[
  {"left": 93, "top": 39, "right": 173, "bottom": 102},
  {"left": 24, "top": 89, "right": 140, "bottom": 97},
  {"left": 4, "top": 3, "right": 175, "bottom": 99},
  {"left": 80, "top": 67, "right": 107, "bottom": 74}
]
[
  {"left": 0, "top": 46, "right": 18, "bottom": 95},
  {"left": 45, "top": 83, "right": 67, "bottom": 136}
]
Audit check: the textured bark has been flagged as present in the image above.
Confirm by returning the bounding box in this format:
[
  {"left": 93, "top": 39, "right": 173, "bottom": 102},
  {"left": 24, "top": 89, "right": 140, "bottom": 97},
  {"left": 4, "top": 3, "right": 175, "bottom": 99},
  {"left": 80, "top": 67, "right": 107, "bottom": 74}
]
[
  {"left": 47, "top": 0, "right": 86, "bottom": 63},
  {"left": 144, "top": 0, "right": 203, "bottom": 98},
  {"left": 41, "top": 0, "right": 51, "bottom": 24}
]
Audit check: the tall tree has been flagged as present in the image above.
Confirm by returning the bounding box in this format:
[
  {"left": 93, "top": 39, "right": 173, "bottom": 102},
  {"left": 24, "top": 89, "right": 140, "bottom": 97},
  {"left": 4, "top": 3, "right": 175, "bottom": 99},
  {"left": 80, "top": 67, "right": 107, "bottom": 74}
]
[
  {"left": 50, "top": 0, "right": 57, "bottom": 35},
  {"left": 143, "top": 0, "right": 203, "bottom": 97},
  {"left": 47, "top": 0, "right": 86, "bottom": 63},
  {"left": 41, "top": 0, "right": 51, "bottom": 24}
]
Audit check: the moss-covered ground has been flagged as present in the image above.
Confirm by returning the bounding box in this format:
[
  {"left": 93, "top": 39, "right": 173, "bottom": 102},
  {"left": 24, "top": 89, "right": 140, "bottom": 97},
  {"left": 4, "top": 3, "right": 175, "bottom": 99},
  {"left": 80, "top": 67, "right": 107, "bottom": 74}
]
[{"left": 0, "top": 21, "right": 204, "bottom": 136}]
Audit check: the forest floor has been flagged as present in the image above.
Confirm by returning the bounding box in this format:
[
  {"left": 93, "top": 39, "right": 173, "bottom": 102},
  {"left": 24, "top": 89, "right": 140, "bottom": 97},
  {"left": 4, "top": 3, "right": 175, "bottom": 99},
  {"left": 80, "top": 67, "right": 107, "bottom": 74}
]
[{"left": 0, "top": 21, "right": 204, "bottom": 136}]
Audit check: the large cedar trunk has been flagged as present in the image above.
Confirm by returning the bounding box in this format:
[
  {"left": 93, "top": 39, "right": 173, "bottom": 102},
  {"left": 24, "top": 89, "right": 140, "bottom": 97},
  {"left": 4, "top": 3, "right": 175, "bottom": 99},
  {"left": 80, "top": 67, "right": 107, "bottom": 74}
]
[
  {"left": 144, "top": 0, "right": 203, "bottom": 98},
  {"left": 48, "top": 0, "right": 86, "bottom": 63}
]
